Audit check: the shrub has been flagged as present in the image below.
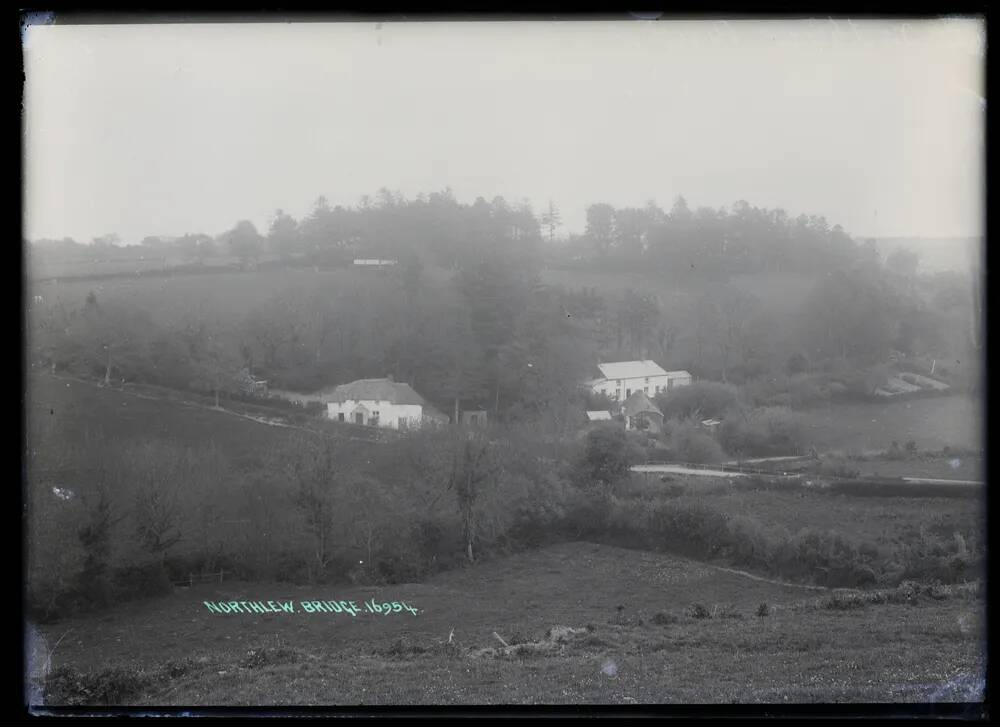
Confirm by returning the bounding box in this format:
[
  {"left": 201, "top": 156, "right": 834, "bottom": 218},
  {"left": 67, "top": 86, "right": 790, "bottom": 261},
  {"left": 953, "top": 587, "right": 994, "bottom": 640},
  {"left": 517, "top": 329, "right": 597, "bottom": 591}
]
[
  {"left": 111, "top": 561, "right": 173, "bottom": 602},
  {"left": 823, "top": 593, "right": 867, "bottom": 611},
  {"left": 574, "top": 427, "right": 634, "bottom": 491},
  {"left": 670, "top": 424, "right": 726, "bottom": 464},
  {"left": 651, "top": 611, "right": 679, "bottom": 626},
  {"left": 756, "top": 602, "right": 770, "bottom": 618},
  {"left": 656, "top": 381, "right": 739, "bottom": 421},
  {"left": 818, "top": 457, "right": 861, "bottom": 479},
  {"left": 45, "top": 664, "right": 151, "bottom": 706},
  {"left": 785, "top": 352, "right": 811, "bottom": 375},
  {"left": 688, "top": 603, "right": 711, "bottom": 619},
  {"left": 719, "top": 407, "right": 805, "bottom": 458},
  {"left": 240, "top": 647, "right": 299, "bottom": 670},
  {"left": 643, "top": 501, "right": 731, "bottom": 558}
]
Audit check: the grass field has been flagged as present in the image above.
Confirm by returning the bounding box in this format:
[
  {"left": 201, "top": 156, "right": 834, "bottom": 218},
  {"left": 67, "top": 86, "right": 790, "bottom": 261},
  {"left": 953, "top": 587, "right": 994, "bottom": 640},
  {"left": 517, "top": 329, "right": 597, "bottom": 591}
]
[
  {"left": 28, "top": 264, "right": 456, "bottom": 317},
  {"left": 30, "top": 542, "right": 985, "bottom": 705},
  {"left": 795, "top": 396, "right": 983, "bottom": 453},
  {"left": 654, "top": 485, "right": 984, "bottom": 545},
  {"left": 26, "top": 373, "right": 377, "bottom": 471}
]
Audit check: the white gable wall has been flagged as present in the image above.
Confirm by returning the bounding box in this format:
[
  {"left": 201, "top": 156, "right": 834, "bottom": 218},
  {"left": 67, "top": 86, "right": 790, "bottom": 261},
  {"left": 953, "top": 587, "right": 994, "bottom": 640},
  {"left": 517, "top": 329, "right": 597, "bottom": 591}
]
[{"left": 326, "top": 399, "right": 423, "bottom": 429}]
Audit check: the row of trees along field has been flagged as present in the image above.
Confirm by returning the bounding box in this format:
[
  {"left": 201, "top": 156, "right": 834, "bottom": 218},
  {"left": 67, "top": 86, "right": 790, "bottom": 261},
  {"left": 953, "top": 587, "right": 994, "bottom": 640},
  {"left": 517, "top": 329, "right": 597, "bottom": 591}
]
[{"left": 31, "top": 189, "right": 923, "bottom": 278}]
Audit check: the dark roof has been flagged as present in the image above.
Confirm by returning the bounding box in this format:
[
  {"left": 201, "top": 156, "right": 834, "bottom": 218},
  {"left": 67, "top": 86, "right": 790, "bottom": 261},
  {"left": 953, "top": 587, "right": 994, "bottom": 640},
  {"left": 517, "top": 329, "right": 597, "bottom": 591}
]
[
  {"left": 622, "top": 390, "right": 663, "bottom": 419},
  {"left": 318, "top": 378, "right": 428, "bottom": 406}
]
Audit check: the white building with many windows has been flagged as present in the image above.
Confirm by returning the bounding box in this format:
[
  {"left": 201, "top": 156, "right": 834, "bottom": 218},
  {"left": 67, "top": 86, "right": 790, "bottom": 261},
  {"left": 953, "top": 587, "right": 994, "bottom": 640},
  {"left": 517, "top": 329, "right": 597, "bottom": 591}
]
[{"left": 586, "top": 360, "right": 692, "bottom": 403}]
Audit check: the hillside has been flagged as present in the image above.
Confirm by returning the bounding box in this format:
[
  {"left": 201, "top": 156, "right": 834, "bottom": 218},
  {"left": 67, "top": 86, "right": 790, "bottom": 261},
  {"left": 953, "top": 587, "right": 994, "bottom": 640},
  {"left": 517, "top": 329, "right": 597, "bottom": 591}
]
[{"left": 31, "top": 542, "right": 985, "bottom": 705}]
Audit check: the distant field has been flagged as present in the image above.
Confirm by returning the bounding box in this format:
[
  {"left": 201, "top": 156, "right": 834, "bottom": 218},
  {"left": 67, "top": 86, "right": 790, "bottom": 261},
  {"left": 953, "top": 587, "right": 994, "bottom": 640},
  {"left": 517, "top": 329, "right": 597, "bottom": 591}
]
[
  {"left": 31, "top": 542, "right": 985, "bottom": 705},
  {"left": 28, "top": 256, "right": 175, "bottom": 280},
  {"left": 28, "top": 265, "right": 455, "bottom": 319},
  {"left": 26, "top": 373, "right": 375, "bottom": 470},
  {"left": 662, "top": 485, "right": 983, "bottom": 545},
  {"left": 796, "top": 395, "right": 983, "bottom": 453}
]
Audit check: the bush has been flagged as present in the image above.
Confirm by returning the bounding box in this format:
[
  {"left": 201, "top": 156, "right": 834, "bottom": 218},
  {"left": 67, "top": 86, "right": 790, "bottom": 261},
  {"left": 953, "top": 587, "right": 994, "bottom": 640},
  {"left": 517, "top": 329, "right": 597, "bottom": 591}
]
[
  {"left": 573, "top": 427, "right": 635, "bottom": 490},
  {"left": 742, "top": 373, "right": 830, "bottom": 409},
  {"left": 111, "top": 561, "right": 174, "bottom": 602},
  {"left": 719, "top": 407, "right": 805, "bottom": 458},
  {"left": 688, "top": 603, "right": 711, "bottom": 619},
  {"left": 756, "top": 602, "right": 770, "bottom": 617},
  {"left": 671, "top": 425, "right": 726, "bottom": 464},
  {"left": 643, "top": 501, "right": 731, "bottom": 558},
  {"left": 45, "top": 665, "right": 151, "bottom": 706},
  {"left": 818, "top": 457, "right": 861, "bottom": 479},
  {"left": 656, "top": 381, "right": 739, "bottom": 421}
]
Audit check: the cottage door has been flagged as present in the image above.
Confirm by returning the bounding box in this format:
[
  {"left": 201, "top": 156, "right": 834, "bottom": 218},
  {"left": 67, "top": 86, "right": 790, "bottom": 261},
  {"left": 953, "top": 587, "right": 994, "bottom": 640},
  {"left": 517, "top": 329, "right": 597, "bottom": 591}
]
[{"left": 355, "top": 413, "right": 364, "bottom": 424}]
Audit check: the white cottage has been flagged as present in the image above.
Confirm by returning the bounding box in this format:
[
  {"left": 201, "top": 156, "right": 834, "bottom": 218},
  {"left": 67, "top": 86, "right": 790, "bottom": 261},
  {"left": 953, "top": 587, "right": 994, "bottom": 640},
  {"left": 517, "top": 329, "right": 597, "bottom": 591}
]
[
  {"left": 586, "top": 360, "right": 692, "bottom": 403},
  {"left": 317, "top": 377, "right": 444, "bottom": 430}
]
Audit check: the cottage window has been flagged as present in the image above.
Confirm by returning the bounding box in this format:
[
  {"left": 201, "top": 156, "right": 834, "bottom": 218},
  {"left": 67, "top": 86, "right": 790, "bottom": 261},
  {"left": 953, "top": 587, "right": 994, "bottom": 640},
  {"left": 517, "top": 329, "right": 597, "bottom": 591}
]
[{"left": 338, "top": 413, "right": 345, "bottom": 422}]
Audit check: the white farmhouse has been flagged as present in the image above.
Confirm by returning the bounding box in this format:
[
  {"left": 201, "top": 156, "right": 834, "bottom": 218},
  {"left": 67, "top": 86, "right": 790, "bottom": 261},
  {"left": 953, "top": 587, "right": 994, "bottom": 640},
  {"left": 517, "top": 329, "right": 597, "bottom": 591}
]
[
  {"left": 586, "top": 360, "right": 692, "bottom": 403},
  {"left": 316, "top": 377, "right": 446, "bottom": 430}
]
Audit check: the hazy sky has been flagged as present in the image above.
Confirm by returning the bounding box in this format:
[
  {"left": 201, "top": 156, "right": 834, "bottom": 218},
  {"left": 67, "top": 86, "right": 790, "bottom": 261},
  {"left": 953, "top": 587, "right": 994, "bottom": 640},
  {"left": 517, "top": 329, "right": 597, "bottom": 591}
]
[{"left": 23, "top": 17, "right": 984, "bottom": 244}]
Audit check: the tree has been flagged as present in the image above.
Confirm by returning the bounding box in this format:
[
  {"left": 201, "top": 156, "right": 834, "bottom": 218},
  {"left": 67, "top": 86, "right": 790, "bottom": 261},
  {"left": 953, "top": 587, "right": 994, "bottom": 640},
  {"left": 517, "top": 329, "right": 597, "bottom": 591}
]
[
  {"left": 539, "top": 200, "right": 562, "bottom": 242},
  {"left": 446, "top": 431, "right": 502, "bottom": 562},
  {"left": 267, "top": 209, "right": 301, "bottom": 260},
  {"left": 79, "top": 292, "right": 150, "bottom": 385},
  {"left": 275, "top": 436, "right": 352, "bottom": 579},
  {"left": 341, "top": 474, "right": 401, "bottom": 580},
  {"left": 614, "top": 289, "right": 659, "bottom": 357},
  {"left": 92, "top": 233, "right": 122, "bottom": 249},
  {"left": 585, "top": 203, "right": 616, "bottom": 256},
  {"left": 225, "top": 220, "right": 263, "bottom": 268},
  {"left": 802, "top": 269, "right": 896, "bottom": 363},
  {"left": 576, "top": 427, "right": 632, "bottom": 493},
  {"left": 125, "top": 441, "right": 188, "bottom": 567},
  {"left": 886, "top": 248, "right": 920, "bottom": 291},
  {"left": 175, "top": 233, "right": 213, "bottom": 263},
  {"left": 75, "top": 477, "right": 122, "bottom": 606},
  {"left": 613, "top": 207, "right": 650, "bottom": 259},
  {"left": 184, "top": 313, "right": 244, "bottom": 407},
  {"left": 714, "top": 286, "right": 762, "bottom": 383}
]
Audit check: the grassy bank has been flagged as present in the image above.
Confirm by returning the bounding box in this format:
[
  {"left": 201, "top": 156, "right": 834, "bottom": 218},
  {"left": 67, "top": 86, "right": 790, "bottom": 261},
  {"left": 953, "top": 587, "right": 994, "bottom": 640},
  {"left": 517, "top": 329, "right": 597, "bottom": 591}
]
[{"left": 31, "top": 543, "right": 985, "bottom": 706}]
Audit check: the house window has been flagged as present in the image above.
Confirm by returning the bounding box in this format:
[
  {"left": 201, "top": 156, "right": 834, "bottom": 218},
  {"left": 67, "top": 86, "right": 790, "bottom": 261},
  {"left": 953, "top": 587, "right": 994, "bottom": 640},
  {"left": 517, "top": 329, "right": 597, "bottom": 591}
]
[
  {"left": 626, "top": 388, "right": 632, "bottom": 397},
  {"left": 338, "top": 412, "right": 345, "bottom": 422}
]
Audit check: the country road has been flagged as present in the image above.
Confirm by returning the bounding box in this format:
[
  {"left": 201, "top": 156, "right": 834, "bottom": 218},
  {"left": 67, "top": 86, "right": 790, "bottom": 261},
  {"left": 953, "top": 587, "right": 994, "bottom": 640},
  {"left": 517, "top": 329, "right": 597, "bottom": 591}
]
[{"left": 631, "top": 463, "right": 983, "bottom": 487}]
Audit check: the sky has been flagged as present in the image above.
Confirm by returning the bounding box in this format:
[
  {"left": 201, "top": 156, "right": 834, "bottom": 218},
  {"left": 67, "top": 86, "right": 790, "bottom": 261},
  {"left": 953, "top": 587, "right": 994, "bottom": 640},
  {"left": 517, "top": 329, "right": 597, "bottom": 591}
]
[{"left": 23, "top": 17, "right": 984, "bottom": 246}]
